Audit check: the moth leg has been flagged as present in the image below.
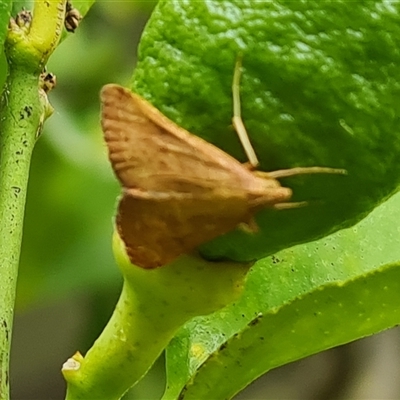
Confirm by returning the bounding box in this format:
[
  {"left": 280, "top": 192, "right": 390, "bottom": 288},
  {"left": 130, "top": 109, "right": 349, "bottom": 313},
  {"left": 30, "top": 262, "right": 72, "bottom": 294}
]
[
  {"left": 238, "top": 217, "right": 259, "bottom": 233},
  {"left": 273, "top": 201, "right": 308, "bottom": 210},
  {"left": 232, "top": 56, "right": 259, "bottom": 168},
  {"left": 256, "top": 167, "right": 347, "bottom": 179}
]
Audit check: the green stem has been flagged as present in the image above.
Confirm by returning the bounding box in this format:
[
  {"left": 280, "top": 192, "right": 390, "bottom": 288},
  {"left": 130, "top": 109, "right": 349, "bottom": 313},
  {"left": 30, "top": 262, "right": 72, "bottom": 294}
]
[
  {"left": 0, "top": 1, "right": 66, "bottom": 398},
  {"left": 64, "top": 280, "right": 181, "bottom": 400},
  {"left": 0, "top": 69, "right": 40, "bottom": 400},
  {"left": 63, "top": 234, "right": 251, "bottom": 400}
]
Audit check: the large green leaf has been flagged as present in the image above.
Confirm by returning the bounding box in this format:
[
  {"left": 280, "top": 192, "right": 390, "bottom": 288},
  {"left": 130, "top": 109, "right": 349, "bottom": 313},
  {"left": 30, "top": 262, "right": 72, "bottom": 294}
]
[
  {"left": 163, "top": 191, "right": 400, "bottom": 399},
  {"left": 133, "top": 0, "right": 400, "bottom": 263},
  {"left": 128, "top": 2, "right": 400, "bottom": 397}
]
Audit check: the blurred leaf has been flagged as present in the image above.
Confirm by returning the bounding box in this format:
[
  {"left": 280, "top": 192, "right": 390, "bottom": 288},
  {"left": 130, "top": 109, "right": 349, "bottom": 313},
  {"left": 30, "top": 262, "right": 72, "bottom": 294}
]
[
  {"left": 0, "top": 1, "right": 11, "bottom": 46},
  {"left": 164, "top": 191, "right": 400, "bottom": 399},
  {"left": 17, "top": 136, "right": 121, "bottom": 308}
]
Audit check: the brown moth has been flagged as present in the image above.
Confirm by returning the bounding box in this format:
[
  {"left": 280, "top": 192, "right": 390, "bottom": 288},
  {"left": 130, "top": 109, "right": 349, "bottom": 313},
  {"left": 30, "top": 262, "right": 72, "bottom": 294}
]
[{"left": 100, "top": 63, "right": 345, "bottom": 269}]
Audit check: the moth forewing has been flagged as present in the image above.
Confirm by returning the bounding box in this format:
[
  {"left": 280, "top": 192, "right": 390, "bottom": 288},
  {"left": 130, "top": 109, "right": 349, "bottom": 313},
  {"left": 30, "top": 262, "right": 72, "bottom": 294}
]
[{"left": 101, "top": 84, "right": 271, "bottom": 193}]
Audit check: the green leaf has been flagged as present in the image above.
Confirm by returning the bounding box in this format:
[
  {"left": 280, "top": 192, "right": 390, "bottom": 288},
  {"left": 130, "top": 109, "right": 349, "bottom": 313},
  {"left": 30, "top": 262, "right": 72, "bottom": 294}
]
[
  {"left": 128, "top": 2, "right": 400, "bottom": 397},
  {"left": 133, "top": 0, "right": 400, "bottom": 262},
  {"left": 0, "top": 3, "right": 10, "bottom": 33},
  {"left": 163, "top": 191, "right": 400, "bottom": 399},
  {"left": 0, "top": 1, "right": 11, "bottom": 47}
]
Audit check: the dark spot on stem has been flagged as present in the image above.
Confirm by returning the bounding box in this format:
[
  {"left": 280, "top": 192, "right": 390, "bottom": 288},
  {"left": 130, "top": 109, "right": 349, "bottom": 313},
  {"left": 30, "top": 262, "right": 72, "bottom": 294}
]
[
  {"left": 40, "top": 72, "right": 56, "bottom": 92},
  {"left": 271, "top": 255, "right": 281, "bottom": 264},
  {"left": 1, "top": 319, "right": 8, "bottom": 341},
  {"left": 15, "top": 9, "right": 32, "bottom": 28},
  {"left": 12, "top": 186, "right": 21, "bottom": 197},
  {"left": 24, "top": 105, "right": 32, "bottom": 117},
  {"left": 178, "top": 386, "right": 187, "bottom": 400},
  {"left": 19, "top": 105, "right": 32, "bottom": 120},
  {"left": 218, "top": 342, "right": 228, "bottom": 352},
  {"left": 249, "top": 315, "right": 262, "bottom": 327}
]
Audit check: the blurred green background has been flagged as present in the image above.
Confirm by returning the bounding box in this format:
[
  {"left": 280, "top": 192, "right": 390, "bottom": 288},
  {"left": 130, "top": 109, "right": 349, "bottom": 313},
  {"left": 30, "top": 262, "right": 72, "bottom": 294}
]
[{"left": 3, "top": 2, "right": 400, "bottom": 399}]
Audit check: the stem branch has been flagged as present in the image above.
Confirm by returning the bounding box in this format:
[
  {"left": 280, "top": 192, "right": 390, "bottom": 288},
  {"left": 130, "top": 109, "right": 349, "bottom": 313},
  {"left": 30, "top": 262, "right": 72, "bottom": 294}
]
[{"left": 63, "top": 234, "right": 251, "bottom": 400}]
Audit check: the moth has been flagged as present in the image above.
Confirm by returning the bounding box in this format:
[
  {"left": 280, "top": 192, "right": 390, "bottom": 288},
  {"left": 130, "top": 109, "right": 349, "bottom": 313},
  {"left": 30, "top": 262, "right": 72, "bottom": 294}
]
[{"left": 101, "top": 61, "right": 345, "bottom": 269}]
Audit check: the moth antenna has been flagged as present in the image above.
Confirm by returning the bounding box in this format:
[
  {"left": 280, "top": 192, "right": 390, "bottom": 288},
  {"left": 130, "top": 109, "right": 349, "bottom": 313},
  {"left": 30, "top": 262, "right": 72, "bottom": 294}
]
[
  {"left": 257, "top": 167, "right": 347, "bottom": 179},
  {"left": 232, "top": 56, "right": 259, "bottom": 168},
  {"left": 273, "top": 201, "right": 308, "bottom": 210}
]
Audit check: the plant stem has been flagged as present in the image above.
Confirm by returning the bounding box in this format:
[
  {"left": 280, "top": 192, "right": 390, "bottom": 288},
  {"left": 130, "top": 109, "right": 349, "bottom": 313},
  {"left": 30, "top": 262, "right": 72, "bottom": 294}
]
[
  {"left": 0, "top": 1, "right": 66, "bottom": 398},
  {"left": 64, "top": 280, "right": 182, "bottom": 400},
  {"left": 63, "top": 234, "right": 251, "bottom": 400},
  {"left": 0, "top": 69, "right": 40, "bottom": 399}
]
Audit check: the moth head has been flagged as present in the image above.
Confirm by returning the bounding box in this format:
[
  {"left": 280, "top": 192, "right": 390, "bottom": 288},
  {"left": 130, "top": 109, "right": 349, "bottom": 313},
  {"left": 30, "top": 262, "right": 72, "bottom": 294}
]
[{"left": 247, "top": 174, "right": 293, "bottom": 211}]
